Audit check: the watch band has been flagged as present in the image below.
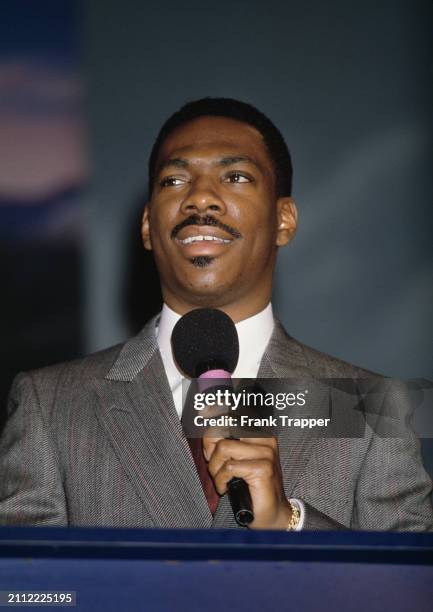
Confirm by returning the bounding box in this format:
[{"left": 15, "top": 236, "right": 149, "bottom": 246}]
[{"left": 286, "top": 499, "right": 301, "bottom": 530}]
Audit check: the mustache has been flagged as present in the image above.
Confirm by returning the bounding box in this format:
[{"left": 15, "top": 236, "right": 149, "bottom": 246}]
[{"left": 171, "top": 215, "right": 242, "bottom": 240}]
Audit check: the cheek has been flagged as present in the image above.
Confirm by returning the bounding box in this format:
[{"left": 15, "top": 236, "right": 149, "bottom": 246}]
[
  {"left": 239, "top": 205, "right": 278, "bottom": 247},
  {"left": 148, "top": 207, "right": 175, "bottom": 248},
  {"left": 245, "top": 230, "right": 278, "bottom": 268}
]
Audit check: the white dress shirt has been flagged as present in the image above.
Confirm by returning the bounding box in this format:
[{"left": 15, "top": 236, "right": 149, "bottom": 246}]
[{"left": 156, "top": 302, "right": 305, "bottom": 530}]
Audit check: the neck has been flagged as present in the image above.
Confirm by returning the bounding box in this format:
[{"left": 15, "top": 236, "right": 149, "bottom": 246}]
[{"left": 162, "top": 292, "right": 271, "bottom": 324}]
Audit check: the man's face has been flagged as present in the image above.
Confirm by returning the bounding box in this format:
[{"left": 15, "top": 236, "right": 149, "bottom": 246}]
[{"left": 142, "top": 116, "right": 297, "bottom": 320}]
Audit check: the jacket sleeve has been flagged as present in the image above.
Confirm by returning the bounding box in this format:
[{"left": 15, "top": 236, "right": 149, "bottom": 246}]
[
  {"left": 0, "top": 373, "right": 68, "bottom": 526},
  {"left": 300, "top": 379, "right": 433, "bottom": 531},
  {"left": 352, "top": 432, "right": 433, "bottom": 530},
  {"left": 302, "top": 502, "right": 348, "bottom": 530},
  {"left": 351, "top": 379, "right": 433, "bottom": 531}
]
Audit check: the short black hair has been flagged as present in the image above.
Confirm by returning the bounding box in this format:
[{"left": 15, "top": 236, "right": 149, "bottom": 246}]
[{"left": 148, "top": 97, "right": 292, "bottom": 198}]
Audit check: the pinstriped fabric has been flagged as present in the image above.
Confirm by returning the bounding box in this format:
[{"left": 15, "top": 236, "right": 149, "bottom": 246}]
[
  {"left": 263, "top": 322, "right": 433, "bottom": 530},
  {"left": 0, "top": 373, "right": 68, "bottom": 526},
  {"left": 0, "top": 315, "right": 432, "bottom": 530},
  {"left": 94, "top": 349, "right": 212, "bottom": 528},
  {"left": 105, "top": 315, "right": 160, "bottom": 382}
]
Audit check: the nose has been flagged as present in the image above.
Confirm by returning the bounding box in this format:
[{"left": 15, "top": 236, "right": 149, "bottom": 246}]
[{"left": 180, "top": 177, "right": 227, "bottom": 216}]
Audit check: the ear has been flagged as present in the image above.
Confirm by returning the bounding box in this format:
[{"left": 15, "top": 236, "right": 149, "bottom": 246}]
[
  {"left": 141, "top": 204, "right": 152, "bottom": 250},
  {"left": 276, "top": 197, "right": 298, "bottom": 246}
]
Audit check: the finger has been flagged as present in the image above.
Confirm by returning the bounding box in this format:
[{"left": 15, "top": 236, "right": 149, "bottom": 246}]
[
  {"left": 239, "top": 437, "right": 278, "bottom": 450},
  {"left": 208, "top": 439, "right": 275, "bottom": 480},
  {"left": 203, "top": 435, "right": 278, "bottom": 462},
  {"left": 213, "top": 458, "right": 275, "bottom": 495},
  {"left": 202, "top": 436, "right": 224, "bottom": 462}
]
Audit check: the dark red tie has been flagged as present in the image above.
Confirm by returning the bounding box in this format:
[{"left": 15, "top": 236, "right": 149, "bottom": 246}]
[{"left": 187, "top": 437, "right": 220, "bottom": 515}]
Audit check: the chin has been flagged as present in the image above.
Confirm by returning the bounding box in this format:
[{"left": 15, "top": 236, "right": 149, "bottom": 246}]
[
  {"left": 180, "top": 281, "right": 234, "bottom": 307},
  {"left": 173, "top": 261, "right": 241, "bottom": 305}
]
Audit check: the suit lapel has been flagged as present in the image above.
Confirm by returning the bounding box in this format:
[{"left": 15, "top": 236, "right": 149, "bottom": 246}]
[
  {"left": 258, "top": 321, "right": 321, "bottom": 499},
  {"left": 92, "top": 317, "right": 212, "bottom": 528}
]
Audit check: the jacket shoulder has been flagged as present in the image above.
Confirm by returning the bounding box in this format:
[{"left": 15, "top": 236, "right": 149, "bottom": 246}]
[
  {"left": 6, "top": 343, "right": 127, "bottom": 424},
  {"left": 289, "top": 334, "right": 381, "bottom": 379},
  {"left": 20, "top": 342, "right": 125, "bottom": 392}
]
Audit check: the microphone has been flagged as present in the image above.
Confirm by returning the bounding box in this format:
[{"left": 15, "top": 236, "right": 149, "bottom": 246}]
[{"left": 172, "top": 308, "right": 254, "bottom": 527}]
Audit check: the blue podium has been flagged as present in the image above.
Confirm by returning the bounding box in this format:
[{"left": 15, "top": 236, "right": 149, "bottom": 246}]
[{"left": 0, "top": 527, "right": 432, "bottom": 611}]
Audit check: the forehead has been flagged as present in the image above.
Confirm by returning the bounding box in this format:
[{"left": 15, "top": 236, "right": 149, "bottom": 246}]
[{"left": 156, "top": 116, "right": 273, "bottom": 169}]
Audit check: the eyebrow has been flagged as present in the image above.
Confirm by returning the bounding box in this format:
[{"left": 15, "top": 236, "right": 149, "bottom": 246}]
[
  {"left": 158, "top": 155, "right": 261, "bottom": 172},
  {"left": 216, "top": 155, "right": 258, "bottom": 167},
  {"left": 159, "top": 157, "right": 189, "bottom": 170}
]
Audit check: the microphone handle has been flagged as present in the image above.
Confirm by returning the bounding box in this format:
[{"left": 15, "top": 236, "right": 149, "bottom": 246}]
[
  {"left": 227, "top": 476, "right": 254, "bottom": 526},
  {"left": 195, "top": 360, "right": 254, "bottom": 527},
  {"left": 226, "top": 433, "right": 254, "bottom": 526}
]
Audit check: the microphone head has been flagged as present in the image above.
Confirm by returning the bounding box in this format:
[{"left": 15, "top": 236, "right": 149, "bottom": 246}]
[{"left": 171, "top": 308, "right": 239, "bottom": 377}]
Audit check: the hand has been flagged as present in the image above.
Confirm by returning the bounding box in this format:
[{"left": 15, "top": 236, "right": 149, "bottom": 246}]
[{"left": 203, "top": 436, "right": 292, "bottom": 529}]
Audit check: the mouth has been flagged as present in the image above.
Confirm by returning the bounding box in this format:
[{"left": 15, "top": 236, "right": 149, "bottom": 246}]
[
  {"left": 178, "top": 235, "right": 232, "bottom": 245},
  {"left": 174, "top": 225, "right": 236, "bottom": 256}
]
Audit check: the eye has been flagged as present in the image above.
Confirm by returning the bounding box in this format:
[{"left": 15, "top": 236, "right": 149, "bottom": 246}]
[
  {"left": 223, "top": 172, "right": 252, "bottom": 184},
  {"left": 159, "top": 176, "right": 187, "bottom": 187}
]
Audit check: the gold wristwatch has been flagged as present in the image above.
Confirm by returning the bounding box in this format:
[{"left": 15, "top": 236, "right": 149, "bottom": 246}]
[{"left": 286, "top": 499, "right": 301, "bottom": 530}]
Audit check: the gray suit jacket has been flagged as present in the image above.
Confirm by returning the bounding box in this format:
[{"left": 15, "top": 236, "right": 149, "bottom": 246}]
[{"left": 1, "top": 316, "right": 432, "bottom": 530}]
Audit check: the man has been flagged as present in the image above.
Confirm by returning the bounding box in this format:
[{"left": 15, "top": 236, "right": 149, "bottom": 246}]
[{"left": 0, "top": 98, "right": 432, "bottom": 530}]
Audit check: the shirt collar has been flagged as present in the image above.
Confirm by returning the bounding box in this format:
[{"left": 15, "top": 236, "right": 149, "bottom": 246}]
[{"left": 156, "top": 302, "right": 274, "bottom": 383}]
